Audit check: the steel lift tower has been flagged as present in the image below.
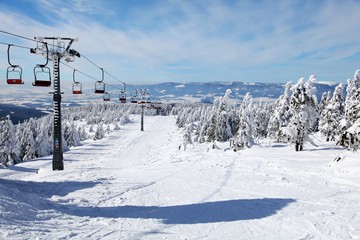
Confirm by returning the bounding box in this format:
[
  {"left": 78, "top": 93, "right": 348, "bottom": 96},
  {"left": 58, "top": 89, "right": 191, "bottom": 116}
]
[{"left": 31, "top": 37, "right": 80, "bottom": 170}]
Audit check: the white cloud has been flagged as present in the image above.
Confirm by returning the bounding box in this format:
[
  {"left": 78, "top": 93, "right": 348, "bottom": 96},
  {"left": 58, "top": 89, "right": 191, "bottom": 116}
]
[{"left": 1, "top": 0, "right": 360, "bottom": 85}]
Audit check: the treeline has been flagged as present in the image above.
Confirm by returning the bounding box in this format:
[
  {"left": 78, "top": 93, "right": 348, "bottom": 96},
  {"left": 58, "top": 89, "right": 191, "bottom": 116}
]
[
  {"left": 0, "top": 103, "right": 169, "bottom": 167},
  {"left": 175, "top": 70, "right": 360, "bottom": 152}
]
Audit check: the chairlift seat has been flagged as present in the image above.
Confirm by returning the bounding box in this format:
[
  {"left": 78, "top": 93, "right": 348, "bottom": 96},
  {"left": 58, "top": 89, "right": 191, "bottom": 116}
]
[
  {"left": 95, "top": 81, "right": 105, "bottom": 94},
  {"left": 7, "top": 79, "right": 23, "bottom": 84},
  {"left": 33, "top": 80, "right": 51, "bottom": 87},
  {"left": 72, "top": 82, "right": 82, "bottom": 94},
  {"left": 95, "top": 89, "right": 105, "bottom": 94},
  {"left": 33, "top": 65, "right": 51, "bottom": 87}
]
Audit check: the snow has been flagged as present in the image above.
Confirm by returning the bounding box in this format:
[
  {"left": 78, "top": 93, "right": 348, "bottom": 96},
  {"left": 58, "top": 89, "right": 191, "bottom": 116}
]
[{"left": 1, "top": 115, "right": 360, "bottom": 239}]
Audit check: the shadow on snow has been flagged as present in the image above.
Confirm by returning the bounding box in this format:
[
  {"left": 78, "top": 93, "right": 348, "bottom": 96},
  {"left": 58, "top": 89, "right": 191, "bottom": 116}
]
[
  {"left": 0, "top": 179, "right": 295, "bottom": 225},
  {"left": 67, "top": 198, "right": 296, "bottom": 224}
]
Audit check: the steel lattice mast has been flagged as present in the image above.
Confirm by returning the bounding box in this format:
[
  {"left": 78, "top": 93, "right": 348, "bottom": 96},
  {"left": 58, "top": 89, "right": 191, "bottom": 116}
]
[{"left": 31, "top": 37, "right": 80, "bottom": 170}]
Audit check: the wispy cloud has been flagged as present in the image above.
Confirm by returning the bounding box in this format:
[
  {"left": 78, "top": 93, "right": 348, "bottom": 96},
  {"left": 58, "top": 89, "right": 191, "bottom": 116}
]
[{"left": 0, "top": 0, "right": 360, "bottom": 85}]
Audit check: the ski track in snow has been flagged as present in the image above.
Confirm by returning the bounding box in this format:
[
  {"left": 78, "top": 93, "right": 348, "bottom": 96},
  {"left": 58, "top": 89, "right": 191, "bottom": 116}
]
[{"left": 1, "top": 115, "right": 360, "bottom": 239}]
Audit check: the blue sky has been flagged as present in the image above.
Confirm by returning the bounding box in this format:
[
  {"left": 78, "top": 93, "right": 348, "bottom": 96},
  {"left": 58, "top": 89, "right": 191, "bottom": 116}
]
[{"left": 0, "top": 0, "right": 360, "bottom": 87}]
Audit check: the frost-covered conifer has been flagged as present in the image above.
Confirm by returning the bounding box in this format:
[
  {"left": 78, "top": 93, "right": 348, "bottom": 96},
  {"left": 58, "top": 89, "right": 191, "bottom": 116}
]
[
  {"left": 215, "top": 89, "right": 233, "bottom": 142},
  {"left": 289, "top": 76, "right": 318, "bottom": 151},
  {"left": 206, "top": 98, "right": 220, "bottom": 142},
  {"left": 339, "top": 88, "right": 360, "bottom": 150},
  {"left": 0, "top": 116, "right": 20, "bottom": 166},
  {"left": 232, "top": 93, "right": 254, "bottom": 151},
  {"left": 64, "top": 121, "right": 80, "bottom": 147},
  {"left": 36, "top": 118, "right": 52, "bottom": 157},
  {"left": 194, "top": 106, "right": 212, "bottom": 143},
  {"left": 78, "top": 125, "right": 88, "bottom": 141},
  {"left": 183, "top": 122, "right": 194, "bottom": 151},
  {"left": 252, "top": 101, "right": 271, "bottom": 141},
  {"left": 267, "top": 82, "right": 292, "bottom": 142},
  {"left": 93, "top": 123, "right": 105, "bottom": 141},
  {"left": 319, "top": 84, "right": 345, "bottom": 141},
  {"left": 21, "top": 122, "right": 37, "bottom": 161},
  {"left": 318, "top": 91, "right": 332, "bottom": 114}
]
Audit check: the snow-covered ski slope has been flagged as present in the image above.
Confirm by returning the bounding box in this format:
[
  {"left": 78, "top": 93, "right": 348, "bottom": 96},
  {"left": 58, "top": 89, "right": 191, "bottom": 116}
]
[{"left": 1, "top": 115, "right": 360, "bottom": 240}]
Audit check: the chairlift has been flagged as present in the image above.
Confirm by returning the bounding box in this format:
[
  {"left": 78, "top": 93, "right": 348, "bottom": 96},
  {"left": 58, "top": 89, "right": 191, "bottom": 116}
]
[
  {"left": 95, "top": 67, "right": 105, "bottom": 94},
  {"left": 103, "top": 91, "right": 110, "bottom": 101},
  {"left": 130, "top": 90, "right": 138, "bottom": 103},
  {"left": 6, "top": 45, "right": 24, "bottom": 85},
  {"left": 72, "top": 69, "right": 82, "bottom": 94},
  {"left": 32, "top": 42, "right": 51, "bottom": 87},
  {"left": 119, "top": 83, "right": 126, "bottom": 103},
  {"left": 33, "top": 67, "right": 51, "bottom": 87}
]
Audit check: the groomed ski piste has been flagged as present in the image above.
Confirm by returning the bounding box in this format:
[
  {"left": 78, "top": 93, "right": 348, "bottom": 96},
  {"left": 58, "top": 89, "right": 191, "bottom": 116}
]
[{"left": 1, "top": 115, "right": 360, "bottom": 239}]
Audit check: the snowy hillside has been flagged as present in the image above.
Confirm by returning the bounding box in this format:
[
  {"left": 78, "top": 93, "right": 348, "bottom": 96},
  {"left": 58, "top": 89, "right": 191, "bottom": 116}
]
[{"left": 1, "top": 115, "right": 359, "bottom": 239}]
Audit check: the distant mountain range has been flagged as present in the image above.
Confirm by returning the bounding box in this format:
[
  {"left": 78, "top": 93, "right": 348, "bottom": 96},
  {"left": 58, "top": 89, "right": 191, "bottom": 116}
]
[
  {"left": 0, "top": 81, "right": 341, "bottom": 123},
  {"left": 128, "top": 81, "right": 340, "bottom": 103}
]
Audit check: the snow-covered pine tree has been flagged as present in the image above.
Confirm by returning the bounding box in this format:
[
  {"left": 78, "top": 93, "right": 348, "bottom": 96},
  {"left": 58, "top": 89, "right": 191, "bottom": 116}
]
[
  {"left": 183, "top": 122, "right": 194, "bottom": 151},
  {"left": 194, "top": 106, "right": 212, "bottom": 143},
  {"left": 345, "top": 70, "right": 360, "bottom": 121},
  {"left": 64, "top": 121, "right": 81, "bottom": 148},
  {"left": 289, "top": 76, "right": 318, "bottom": 151},
  {"left": 319, "top": 83, "right": 345, "bottom": 141},
  {"left": 35, "top": 117, "right": 52, "bottom": 157},
  {"left": 78, "top": 125, "right": 88, "bottom": 141},
  {"left": 0, "top": 116, "right": 20, "bottom": 166},
  {"left": 93, "top": 122, "right": 105, "bottom": 141},
  {"left": 215, "top": 89, "right": 234, "bottom": 142},
  {"left": 318, "top": 91, "right": 332, "bottom": 114},
  {"left": 339, "top": 88, "right": 360, "bottom": 150},
  {"left": 267, "top": 82, "right": 292, "bottom": 142},
  {"left": 337, "top": 70, "right": 360, "bottom": 150},
  {"left": 20, "top": 121, "right": 37, "bottom": 161},
  {"left": 232, "top": 93, "right": 254, "bottom": 151},
  {"left": 252, "top": 100, "right": 271, "bottom": 141},
  {"left": 205, "top": 98, "right": 220, "bottom": 142}
]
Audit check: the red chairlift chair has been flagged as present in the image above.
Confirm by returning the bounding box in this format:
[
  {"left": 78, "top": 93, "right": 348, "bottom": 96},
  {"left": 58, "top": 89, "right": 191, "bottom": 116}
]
[
  {"left": 95, "top": 68, "right": 106, "bottom": 94},
  {"left": 6, "top": 45, "right": 24, "bottom": 85},
  {"left": 72, "top": 70, "right": 82, "bottom": 94},
  {"left": 119, "top": 83, "right": 126, "bottom": 103},
  {"left": 32, "top": 42, "right": 51, "bottom": 87}
]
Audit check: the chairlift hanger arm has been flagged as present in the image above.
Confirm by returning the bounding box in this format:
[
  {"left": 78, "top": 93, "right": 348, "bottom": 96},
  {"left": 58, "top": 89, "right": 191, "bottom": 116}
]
[
  {"left": 73, "top": 69, "right": 77, "bottom": 83},
  {"left": 7, "top": 44, "right": 17, "bottom": 67}
]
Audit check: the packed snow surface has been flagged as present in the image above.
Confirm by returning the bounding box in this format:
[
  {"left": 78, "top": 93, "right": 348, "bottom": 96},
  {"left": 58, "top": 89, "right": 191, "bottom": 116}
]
[{"left": 1, "top": 115, "right": 360, "bottom": 239}]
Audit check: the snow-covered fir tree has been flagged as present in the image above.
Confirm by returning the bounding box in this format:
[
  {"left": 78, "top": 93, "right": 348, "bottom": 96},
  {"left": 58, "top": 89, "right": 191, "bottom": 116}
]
[
  {"left": 205, "top": 98, "right": 220, "bottom": 142},
  {"left": 319, "top": 83, "right": 345, "bottom": 141},
  {"left": 339, "top": 88, "right": 360, "bottom": 150},
  {"left": 232, "top": 93, "right": 254, "bottom": 151},
  {"left": 337, "top": 70, "right": 360, "bottom": 150},
  {"left": 345, "top": 69, "right": 360, "bottom": 122},
  {"left": 0, "top": 116, "right": 20, "bottom": 166},
  {"left": 64, "top": 121, "right": 81, "bottom": 148},
  {"left": 183, "top": 122, "right": 194, "bottom": 151},
  {"left": 289, "top": 76, "right": 318, "bottom": 151},
  {"left": 194, "top": 106, "right": 212, "bottom": 143},
  {"left": 20, "top": 121, "right": 37, "bottom": 161},
  {"left": 252, "top": 100, "right": 271, "bottom": 141},
  {"left": 267, "top": 82, "right": 293, "bottom": 142},
  {"left": 93, "top": 123, "right": 105, "bottom": 141},
  {"left": 318, "top": 91, "right": 332, "bottom": 114},
  {"left": 35, "top": 117, "right": 52, "bottom": 157},
  {"left": 215, "top": 89, "right": 234, "bottom": 142}
]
